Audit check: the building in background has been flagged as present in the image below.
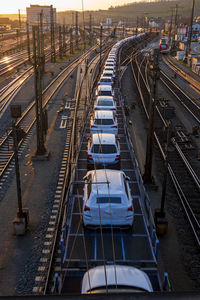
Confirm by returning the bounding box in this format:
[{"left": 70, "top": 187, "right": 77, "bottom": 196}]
[{"left": 26, "top": 5, "right": 56, "bottom": 30}]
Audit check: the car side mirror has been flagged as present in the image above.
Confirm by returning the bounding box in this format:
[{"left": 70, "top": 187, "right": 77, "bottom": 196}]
[
  {"left": 125, "top": 176, "right": 130, "bottom": 181},
  {"left": 83, "top": 175, "right": 88, "bottom": 180}
]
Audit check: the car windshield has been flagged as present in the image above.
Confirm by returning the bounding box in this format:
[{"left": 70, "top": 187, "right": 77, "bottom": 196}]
[
  {"left": 96, "top": 197, "right": 121, "bottom": 204},
  {"left": 91, "top": 144, "right": 117, "bottom": 153},
  {"left": 97, "top": 100, "right": 113, "bottom": 106},
  {"left": 103, "top": 73, "right": 112, "bottom": 77},
  {"left": 98, "top": 91, "right": 112, "bottom": 96},
  {"left": 94, "top": 119, "right": 114, "bottom": 125}
]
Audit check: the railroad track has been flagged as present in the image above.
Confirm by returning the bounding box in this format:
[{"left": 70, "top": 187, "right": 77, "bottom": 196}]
[
  {"left": 162, "top": 55, "right": 200, "bottom": 93},
  {"left": 160, "top": 70, "right": 200, "bottom": 125},
  {"left": 58, "top": 37, "right": 161, "bottom": 294},
  {"left": 36, "top": 35, "right": 164, "bottom": 295},
  {"left": 31, "top": 43, "right": 116, "bottom": 294},
  {"left": 131, "top": 50, "right": 200, "bottom": 247},
  {"left": 0, "top": 44, "right": 99, "bottom": 184}
]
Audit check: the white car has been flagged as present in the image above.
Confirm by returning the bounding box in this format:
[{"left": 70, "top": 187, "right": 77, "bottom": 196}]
[
  {"left": 82, "top": 169, "right": 134, "bottom": 228},
  {"left": 90, "top": 110, "right": 118, "bottom": 135},
  {"left": 87, "top": 133, "right": 120, "bottom": 169},
  {"left": 96, "top": 85, "right": 114, "bottom": 97},
  {"left": 105, "top": 62, "right": 115, "bottom": 69},
  {"left": 102, "top": 70, "right": 115, "bottom": 80},
  {"left": 103, "top": 66, "right": 116, "bottom": 73},
  {"left": 81, "top": 265, "right": 153, "bottom": 294},
  {"left": 94, "top": 96, "right": 116, "bottom": 113},
  {"left": 98, "top": 76, "right": 113, "bottom": 86},
  {"left": 106, "top": 58, "right": 116, "bottom": 64}
]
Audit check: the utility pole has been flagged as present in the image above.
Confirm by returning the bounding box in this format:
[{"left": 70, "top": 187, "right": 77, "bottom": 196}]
[
  {"left": 82, "top": 0, "right": 86, "bottom": 50},
  {"left": 26, "top": 22, "right": 31, "bottom": 61},
  {"left": 185, "top": 0, "right": 195, "bottom": 65},
  {"left": 32, "top": 26, "right": 47, "bottom": 156},
  {"left": 75, "top": 11, "right": 79, "bottom": 49},
  {"left": 143, "top": 49, "right": 159, "bottom": 184},
  {"left": 89, "top": 13, "right": 92, "bottom": 45},
  {"left": 154, "top": 121, "right": 170, "bottom": 235},
  {"left": 99, "top": 24, "right": 103, "bottom": 74},
  {"left": 40, "top": 10, "right": 45, "bottom": 73},
  {"left": 72, "top": 12, "right": 74, "bottom": 27},
  {"left": 11, "top": 105, "right": 29, "bottom": 235},
  {"left": 18, "top": 9, "right": 22, "bottom": 50},
  {"left": 70, "top": 27, "right": 74, "bottom": 54},
  {"left": 50, "top": 5, "right": 56, "bottom": 63},
  {"left": 169, "top": 8, "right": 174, "bottom": 42},
  {"left": 174, "top": 4, "right": 178, "bottom": 31},
  {"left": 136, "top": 16, "right": 138, "bottom": 36},
  {"left": 63, "top": 25, "right": 66, "bottom": 55},
  {"left": 59, "top": 25, "right": 62, "bottom": 58},
  {"left": 16, "top": 29, "right": 19, "bottom": 50}
]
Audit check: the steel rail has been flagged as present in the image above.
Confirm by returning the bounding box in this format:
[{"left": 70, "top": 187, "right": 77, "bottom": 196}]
[
  {"left": 132, "top": 53, "right": 200, "bottom": 247},
  {"left": 0, "top": 44, "right": 99, "bottom": 182},
  {"left": 162, "top": 55, "right": 200, "bottom": 93},
  {"left": 43, "top": 45, "right": 110, "bottom": 294},
  {"left": 160, "top": 70, "right": 200, "bottom": 125}
]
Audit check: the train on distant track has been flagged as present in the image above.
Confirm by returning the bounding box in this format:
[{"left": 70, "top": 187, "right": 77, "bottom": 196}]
[{"left": 159, "top": 37, "right": 169, "bottom": 54}]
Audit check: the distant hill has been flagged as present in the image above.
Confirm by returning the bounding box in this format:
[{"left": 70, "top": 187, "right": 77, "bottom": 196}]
[
  {"left": 1, "top": 0, "right": 200, "bottom": 26},
  {"left": 57, "top": 0, "right": 200, "bottom": 25}
]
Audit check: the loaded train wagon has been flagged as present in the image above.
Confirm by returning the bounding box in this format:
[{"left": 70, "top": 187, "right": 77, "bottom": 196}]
[{"left": 58, "top": 35, "right": 165, "bottom": 294}]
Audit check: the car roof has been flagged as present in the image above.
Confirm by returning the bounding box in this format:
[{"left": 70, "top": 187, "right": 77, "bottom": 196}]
[
  {"left": 97, "top": 85, "right": 112, "bottom": 91},
  {"left": 94, "top": 110, "right": 114, "bottom": 119},
  {"left": 96, "top": 96, "right": 114, "bottom": 101},
  {"left": 82, "top": 265, "right": 153, "bottom": 293},
  {"left": 100, "top": 76, "right": 113, "bottom": 81},
  {"left": 92, "top": 133, "right": 116, "bottom": 145},
  {"left": 103, "top": 70, "right": 114, "bottom": 74},
  {"left": 86, "top": 169, "right": 125, "bottom": 195}
]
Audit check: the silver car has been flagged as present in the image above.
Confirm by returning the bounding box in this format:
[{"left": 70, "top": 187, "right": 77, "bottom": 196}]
[
  {"left": 90, "top": 110, "right": 118, "bottom": 135},
  {"left": 81, "top": 265, "right": 153, "bottom": 294},
  {"left": 96, "top": 85, "right": 114, "bottom": 97},
  {"left": 87, "top": 133, "right": 120, "bottom": 169},
  {"left": 98, "top": 76, "right": 113, "bottom": 86},
  {"left": 94, "top": 96, "right": 116, "bottom": 113},
  {"left": 82, "top": 169, "right": 134, "bottom": 228}
]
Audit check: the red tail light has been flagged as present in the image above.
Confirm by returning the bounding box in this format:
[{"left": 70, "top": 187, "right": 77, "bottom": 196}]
[
  {"left": 128, "top": 205, "right": 133, "bottom": 211},
  {"left": 115, "top": 155, "right": 120, "bottom": 161},
  {"left": 88, "top": 154, "right": 93, "bottom": 160},
  {"left": 111, "top": 125, "right": 118, "bottom": 128},
  {"left": 91, "top": 124, "right": 97, "bottom": 128},
  {"left": 84, "top": 205, "right": 90, "bottom": 211}
]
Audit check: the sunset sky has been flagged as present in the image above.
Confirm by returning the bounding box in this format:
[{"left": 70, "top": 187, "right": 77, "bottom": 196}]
[{"left": 0, "top": 0, "right": 143, "bottom": 14}]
